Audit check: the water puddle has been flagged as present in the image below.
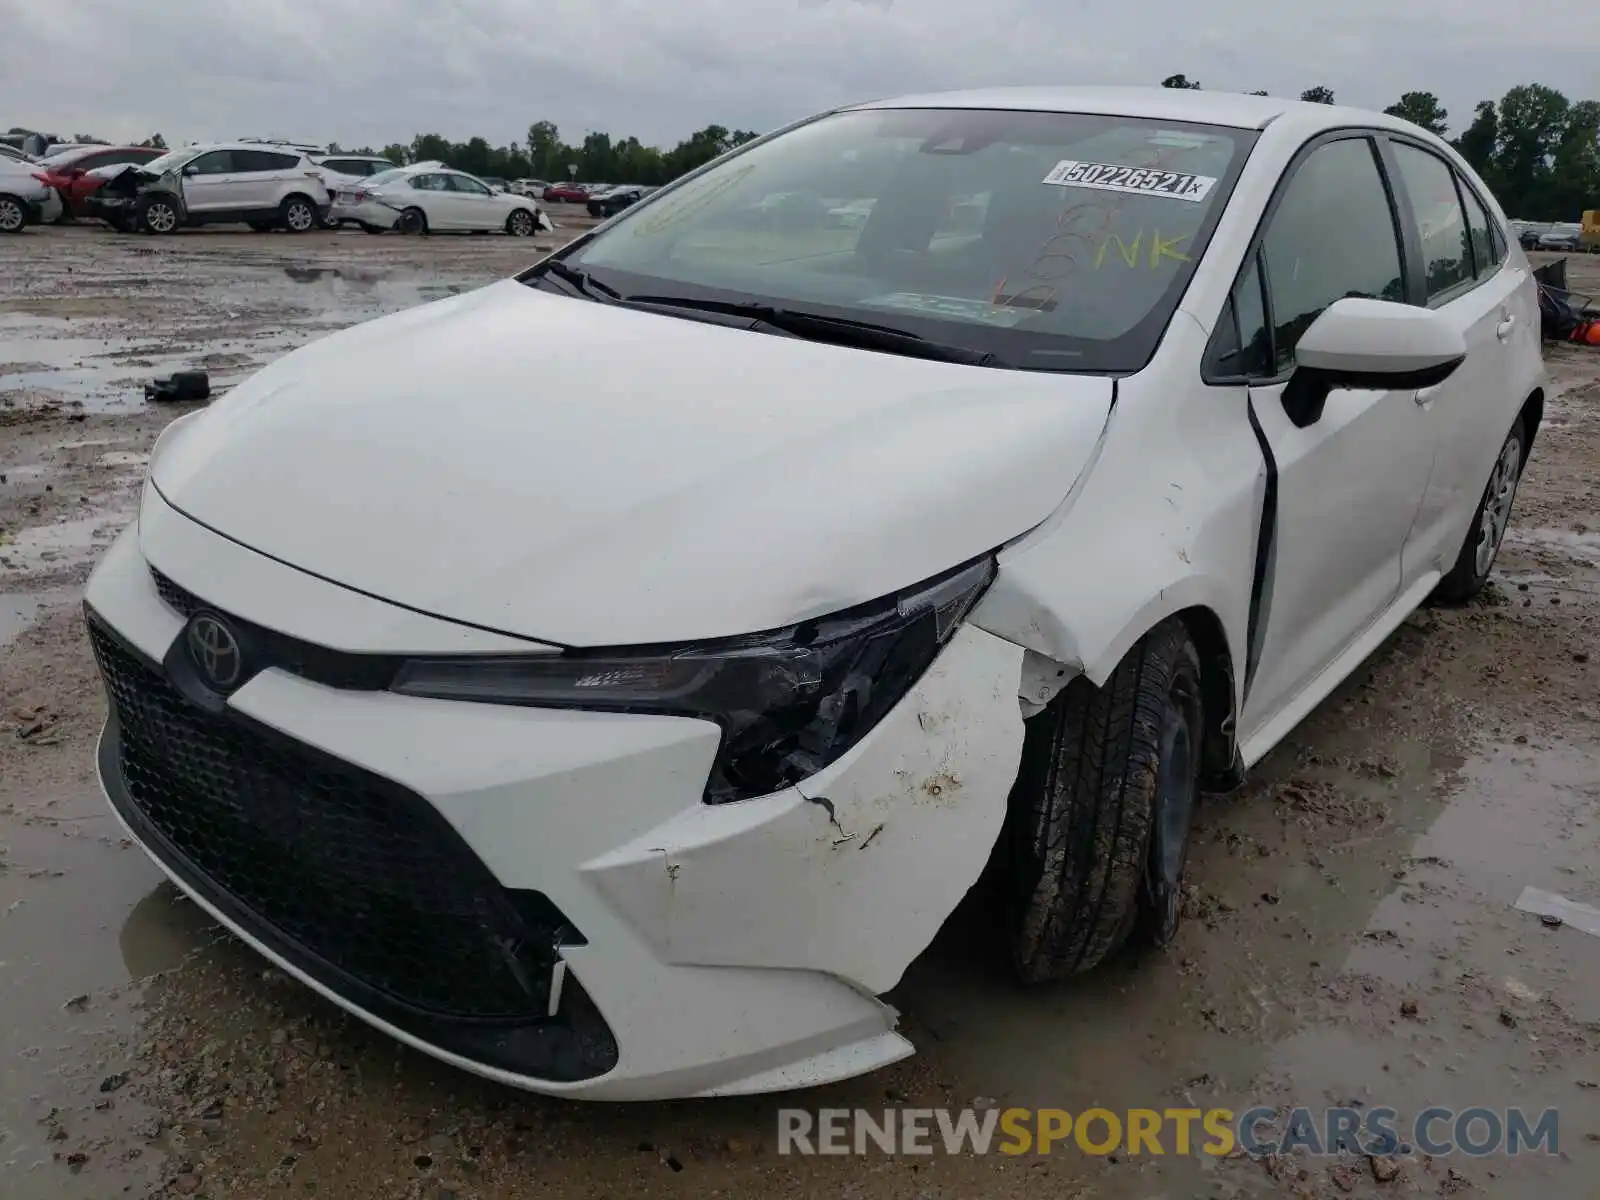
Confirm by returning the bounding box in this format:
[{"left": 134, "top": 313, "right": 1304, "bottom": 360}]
[
  {"left": 2, "top": 263, "right": 483, "bottom": 414},
  {"left": 0, "top": 592, "right": 54, "bottom": 648},
  {"left": 0, "top": 515, "right": 120, "bottom": 576},
  {"left": 0, "top": 464, "right": 53, "bottom": 487},
  {"left": 1505, "top": 526, "right": 1600, "bottom": 567}
]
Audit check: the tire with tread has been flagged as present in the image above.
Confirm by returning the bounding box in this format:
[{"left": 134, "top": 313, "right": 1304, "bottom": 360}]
[
  {"left": 1434, "top": 415, "right": 1526, "bottom": 604},
  {"left": 1007, "top": 618, "right": 1203, "bottom": 982},
  {"left": 279, "top": 194, "right": 317, "bottom": 233},
  {"left": 398, "top": 207, "right": 427, "bottom": 235},
  {"left": 505, "top": 208, "right": 536, "bottom": 237},
  {"left": 137, "top": 193, "right": 180, "bottom": 235},
  {"left": 0, "top": 194, "right": 26, "bottom": 234}
]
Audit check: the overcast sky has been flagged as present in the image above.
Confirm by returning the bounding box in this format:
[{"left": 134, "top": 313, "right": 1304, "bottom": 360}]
[{"left": 3, "top": 0, "right": 1597, "bottom": 152}]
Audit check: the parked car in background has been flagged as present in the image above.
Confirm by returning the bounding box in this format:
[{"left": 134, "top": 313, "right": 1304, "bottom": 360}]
[
  {"left": 88, "top": 143, "right": 331, "bottom": 234},
  {"left": 311, "top": 154, "right": 400, "bottom": 226},
  {"left": 29, "top": 145, "right": 168, "bottom": 217},
  {"left": 586, "top": 185, "right": 655, "bottom": 218},
  {"left": 0, "top": 157, "right": 59, "bottom": 231},
  {"left": 511, "top": 179, "right": 549, "bottom": 197},
  {"left": 0, "top": 143, "right": 36, "bottom": 163},
  {"left": 542, "top": 181, "right": 589, "bottom": 203},
  {"left": 1536, "top": 225, "right": 1586, "bottom": 251},
  {"left": 479, "top": 177, "right": 509, "bottom": 192},
  {"left": 338, "top": 163, "right": 551, "bottom": 235}
]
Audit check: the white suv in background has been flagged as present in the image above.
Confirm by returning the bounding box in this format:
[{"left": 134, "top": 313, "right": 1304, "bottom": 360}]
[
  {"left": 311, "top": 154, "right": 399, "bottom": 226},
  {"left": 90, "top": 142, "right": 332, "bottom": 234}
]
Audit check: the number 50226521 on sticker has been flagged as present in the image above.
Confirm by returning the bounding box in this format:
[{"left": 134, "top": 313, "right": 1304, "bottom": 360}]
[{"left": 1043, "top": 159, "right": 1217, "bottom": 202}]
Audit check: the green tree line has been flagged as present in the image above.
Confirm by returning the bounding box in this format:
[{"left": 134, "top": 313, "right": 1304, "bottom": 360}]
[
  {"left": 334, "top": 122, "right": 761, "bottom": 187},
  {"left": 1161, "top": 76, "right": 1600, "bottom": 220}
]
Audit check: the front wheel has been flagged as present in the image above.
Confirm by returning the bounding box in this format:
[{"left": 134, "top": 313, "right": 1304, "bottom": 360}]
[
  {"left": 0, "top": 194, "right": 26, "bottom": 234},
  {"left": 505, "top": 208, "right": 536, "bottom": 237},
  {"left": 1007, "top": 619, "right": 1204, "bottom": 981},
  {"left": 137, "top": 194, "right": 180, "bottom": 234},
  {"left": 1434, "top": 416, "right": 1526, "bottom": 603},
  {"left": 398, "top": 207, "right": 427, "bottom": 235}
]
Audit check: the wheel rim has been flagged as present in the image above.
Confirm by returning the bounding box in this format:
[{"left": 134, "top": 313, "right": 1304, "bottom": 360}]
[
  {"left": 0, "top": 199, "right": 21, "bottom": 232},
  {"left": 1474, "top": 434, "right": 1523, "bottom": 577},
  {"left": 286, "top": 202, "right": 313, "bottom": 231},
  {"left": 510, "top": 211, "right": 532, "bottom": 235},
  {"left": 1146, "top": 679, "right": 1201, "bottom": 946},
  {"left": 148, "top": 203, "right": 176, "bottom": 233}
]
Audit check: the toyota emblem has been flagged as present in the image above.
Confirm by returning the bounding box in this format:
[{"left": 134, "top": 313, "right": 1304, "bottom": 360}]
[{"left": 186, "top": 613, "right": 243, "bottom": 690}]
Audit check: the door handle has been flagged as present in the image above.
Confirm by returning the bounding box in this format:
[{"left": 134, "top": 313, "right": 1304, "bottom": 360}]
[{"left": 1496, "top": 315, "right": 1517, "bottom": 340}]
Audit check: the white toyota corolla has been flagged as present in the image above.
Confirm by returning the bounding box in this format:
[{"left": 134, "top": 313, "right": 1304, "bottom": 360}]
[{"left": 86, "top": 87, "right": 1544, "bottom": 1100}]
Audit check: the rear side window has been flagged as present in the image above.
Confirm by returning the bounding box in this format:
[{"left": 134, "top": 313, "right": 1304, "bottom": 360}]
[
  {"left": 1390, "top": 144, "right": 1472, "bottom": 301},
  {"left": 1459, "top": 182, "right": 1501, "bottom": 277},
  {"left": 232, "top": 149, "right": 297, "bottom": 172},
  {"left": 1258, "top": 137, "right": 1404, "bottom": 372}
]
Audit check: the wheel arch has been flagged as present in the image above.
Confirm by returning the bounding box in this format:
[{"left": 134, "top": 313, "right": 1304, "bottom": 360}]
[
  {"left": 1518, "top": 387, "right": 1544, "bottom": 464},
  {"left": 975, "top": 576, "right": 1246, "bottom": 790},
  {"left": 1083, "top": 598, "right": 1241, "bottom": 790}
]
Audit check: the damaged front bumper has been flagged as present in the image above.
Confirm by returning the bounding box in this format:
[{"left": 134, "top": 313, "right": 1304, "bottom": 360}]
[{"left": 83, "top": 491, "right": 1029, "bottom": 1099}]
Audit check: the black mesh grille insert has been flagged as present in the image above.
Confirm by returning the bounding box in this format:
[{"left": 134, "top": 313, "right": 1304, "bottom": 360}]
[{"left": 89, "top": 619, "right": 564, "bottom": 1022}]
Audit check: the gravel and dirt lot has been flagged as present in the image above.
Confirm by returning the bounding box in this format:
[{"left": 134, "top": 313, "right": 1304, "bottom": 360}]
[{"left": 2, "top": 226, "right": 1598, "bottom": 1199}]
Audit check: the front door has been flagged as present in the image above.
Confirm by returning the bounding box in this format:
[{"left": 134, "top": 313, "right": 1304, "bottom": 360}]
[
  {"left": 445, "top": 173, "right": 498, "bottom": 228},
  {"left": 179, "top": 149, "right": 242, "bottom": 214},
  {"left": 1231, "top": 135, "right": 1441, "bottom": 739}
]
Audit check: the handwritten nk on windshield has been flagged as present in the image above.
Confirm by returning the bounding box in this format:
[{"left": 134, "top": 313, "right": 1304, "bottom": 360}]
[{"left": 1094, "top": 230, "right": 1192, "bottom": 270}]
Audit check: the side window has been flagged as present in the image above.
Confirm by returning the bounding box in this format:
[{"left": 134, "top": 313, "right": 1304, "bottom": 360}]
[
  {"left": 1459, "top": 181, "right": 1501, "bottom": 278},
  {"left": 231, "top": 150, "right": 296, "bottom": 172},
  {"left": 85, "top": 150, "right": 140, "bottom": 169},
  {"left": 1488, "top": 212, "right": 1507, "bottom": 262},
  {"left": 411, "top": 174, "right": 446, "bottom": 191},
  {"left": 448, "top": 175, "right": 491, "bottom": 195},
  {"left": 1390, "top": 144, "right": 1472, "bottom": 301},
  {"left": 187, "top": 150, "right": 235, "bottom": 175},
  {"left": 1260, "top": 137, "right": 1404, "bottom": 372}
]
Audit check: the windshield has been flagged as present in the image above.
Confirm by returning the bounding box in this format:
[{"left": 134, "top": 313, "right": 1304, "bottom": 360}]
[
  {"left": 140, "top": 148, "right": 201, "bottom": 174},
  {"left": 549, "top": 108, "right": 1253, "bottom": 372}
]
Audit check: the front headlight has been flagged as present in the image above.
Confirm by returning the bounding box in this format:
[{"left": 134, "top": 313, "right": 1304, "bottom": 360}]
[{"left": 391, "top": 557, "right": 994, "bottom": 803}]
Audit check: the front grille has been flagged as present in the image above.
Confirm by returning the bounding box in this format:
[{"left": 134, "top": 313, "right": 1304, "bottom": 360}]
[
  {"left": 152, "top": 568, "right": 199, "bottom": 618},
  {"left": 89, "top": 620, "right": 566, "bottom": 1022}
]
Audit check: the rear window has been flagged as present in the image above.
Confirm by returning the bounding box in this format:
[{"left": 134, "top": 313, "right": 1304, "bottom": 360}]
[{"left": 560, "top": 107, "right": 1254, "bottom": 373}]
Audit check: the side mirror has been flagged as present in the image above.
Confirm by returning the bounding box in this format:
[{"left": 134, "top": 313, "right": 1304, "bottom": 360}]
[{"left": 1282, "top": 297, "right": 1467, "bottom": 427}]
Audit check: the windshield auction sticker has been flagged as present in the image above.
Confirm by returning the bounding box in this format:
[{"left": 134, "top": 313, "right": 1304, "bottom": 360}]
[{"left": 1043, "top": 160, "right": 1217, "bottom": 202}]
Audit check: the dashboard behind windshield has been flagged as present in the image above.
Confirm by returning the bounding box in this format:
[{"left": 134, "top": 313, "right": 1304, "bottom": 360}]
[{"left": 549, "top": 107, "right": 1255, "bottom": 372}]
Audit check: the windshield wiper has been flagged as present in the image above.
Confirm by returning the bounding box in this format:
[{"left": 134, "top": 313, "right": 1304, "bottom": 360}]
[
  {"left": 535, "top": 260, "right": 622, "bottom": 303},
  {"left": 622, "top": 294, "right": 1007, "bottom": 368}
]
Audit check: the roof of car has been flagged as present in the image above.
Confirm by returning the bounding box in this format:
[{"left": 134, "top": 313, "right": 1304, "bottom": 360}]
[{"left": 850, "top": 86, "right": 1386, "bottom": 132}]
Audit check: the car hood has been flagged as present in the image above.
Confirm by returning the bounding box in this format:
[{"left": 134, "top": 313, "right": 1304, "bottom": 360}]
[{"left": 149, "top": 280, "right": 1113, "bottom": 646}]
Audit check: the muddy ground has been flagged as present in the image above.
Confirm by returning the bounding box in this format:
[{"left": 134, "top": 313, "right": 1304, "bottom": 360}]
[{"left": 2, "top": 225, "right": 1597, "bottom": 1199}]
